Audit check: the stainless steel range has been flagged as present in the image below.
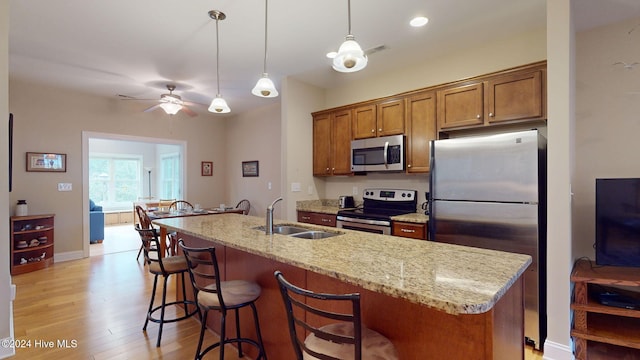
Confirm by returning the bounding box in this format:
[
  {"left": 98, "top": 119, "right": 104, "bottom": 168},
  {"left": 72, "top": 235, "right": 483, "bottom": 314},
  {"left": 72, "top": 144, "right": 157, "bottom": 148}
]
[{"left": 336, "top": 188, "right": 417, "bottom": 235}]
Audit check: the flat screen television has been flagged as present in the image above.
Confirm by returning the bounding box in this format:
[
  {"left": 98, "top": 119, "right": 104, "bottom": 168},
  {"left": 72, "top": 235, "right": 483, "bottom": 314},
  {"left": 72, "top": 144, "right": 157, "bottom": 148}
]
[{"left": 596, "top": 178, "right": 640, "bottom": 267}]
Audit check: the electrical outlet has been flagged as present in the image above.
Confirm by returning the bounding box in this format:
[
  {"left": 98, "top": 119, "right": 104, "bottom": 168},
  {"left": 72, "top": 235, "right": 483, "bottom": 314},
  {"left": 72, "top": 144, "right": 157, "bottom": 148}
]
[
  {"left": 58, "top": 183, "right": 72, "bottom": 191},
  {"left": 308, "top": 185, "right": 313, "bottom": 195},
  {"left": 352, "top": 186, "right": 358, "bottom": 195},
  {"left": 291, "top": 182, "right": 301, "bottom": 192},
  {"left": 268, "top": 182, "right": 272, "bottom": 190}
]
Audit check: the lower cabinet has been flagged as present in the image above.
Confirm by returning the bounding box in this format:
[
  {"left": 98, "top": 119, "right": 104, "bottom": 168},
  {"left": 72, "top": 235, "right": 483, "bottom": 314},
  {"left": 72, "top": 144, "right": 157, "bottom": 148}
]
[
  {"left": 297, "top": 211, "right": 336, "bottom": 227},
  {"left": 392, "top": 221, "right": 427, "bottom": 240}
]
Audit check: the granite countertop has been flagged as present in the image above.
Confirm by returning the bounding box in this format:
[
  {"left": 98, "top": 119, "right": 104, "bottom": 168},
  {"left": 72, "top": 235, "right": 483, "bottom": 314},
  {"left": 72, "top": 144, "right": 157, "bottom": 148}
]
[
  {"left": 154, "top": 214, "right": 531, "bottom": 315},
  {"left": 296, "top": 200, "right": 429, "bottom": 223}
]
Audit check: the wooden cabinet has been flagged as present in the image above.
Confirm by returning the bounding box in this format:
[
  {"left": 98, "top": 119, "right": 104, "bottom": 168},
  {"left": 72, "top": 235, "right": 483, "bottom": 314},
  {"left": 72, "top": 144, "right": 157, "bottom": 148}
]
[
  {"left": 487, "top": 69, "right": 544, "bottom": 124},
  {"left": 405, "top": 91, "right": 436, "bottom": 173},
  {"left": 392, "top": 221, "right": 427, "bottom": 240},
  {"left": 571, "top": 259, "right": 640, "bottom": 359},
  {"left": 437, "top": 82, "right": 485, "bottom": 131},
  {"left": 353, "top": 98, "right": 405, "bottom": 139},
  {"left": 313, "top": 110, "right": 353, "bottom": 176},
  {"left": 10, "top": 214, "right": 55, "bottom": 275},
  {"left": 437, "top": 65, "right": 546, "bottom": 132},
  {"left": 297, "top": 211, "right": 336, "bottom": 227}
]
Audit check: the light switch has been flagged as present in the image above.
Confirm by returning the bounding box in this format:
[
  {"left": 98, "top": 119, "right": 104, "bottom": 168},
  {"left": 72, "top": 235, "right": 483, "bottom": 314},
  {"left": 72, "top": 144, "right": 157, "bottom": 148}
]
[
  {"left": 268, "top": 182, "right": 272, "bottom": 190},
  {"left": 58, "top": 183, "right": 72, "bottom": 191}
]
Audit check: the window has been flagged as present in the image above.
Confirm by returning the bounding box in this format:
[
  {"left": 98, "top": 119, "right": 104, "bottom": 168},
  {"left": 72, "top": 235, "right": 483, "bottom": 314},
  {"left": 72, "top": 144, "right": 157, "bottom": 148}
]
[
  {"left": 160, "top": 153, "right": 181, "bottom": 199},
  {"left": 89, "top": 155, "right": 142, "bottom": 210}
]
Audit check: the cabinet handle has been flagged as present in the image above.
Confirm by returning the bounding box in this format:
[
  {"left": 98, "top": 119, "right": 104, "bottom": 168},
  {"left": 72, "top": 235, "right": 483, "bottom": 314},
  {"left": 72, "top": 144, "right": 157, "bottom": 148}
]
[
  {"left": 321, "top": 218, "right": 330, "bottom": 222},
  {"left": 476, "top": 114, "right": 481, "bottom": 119},
  {"left": 302, "top": 216, "right": 311, "bottom": 220},
  {"left": 379, "top": 128, "right": 382, "bottom": 132},
  {"left": 407, "top": 164, "right": 412, "bottom": 168},
  {"left": 489, "top": 112, "right": 494, "bottom": 117},
  {"left": 326, "top": 168, "right": 330, "bottom": 172},
  {"left": 371, "top": 129, "right": 375, "bottom": 133},
  {"left": 332, "top": 167, "right": 335, "bottom": 171},
  {"left": 401, "top": 228, "right": 416, "bottom": 233}
]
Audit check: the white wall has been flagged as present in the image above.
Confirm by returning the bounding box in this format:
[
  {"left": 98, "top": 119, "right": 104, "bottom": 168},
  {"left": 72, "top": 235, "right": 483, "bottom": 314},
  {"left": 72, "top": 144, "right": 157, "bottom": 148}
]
[
  {"left": 574, "top": 15, "right": 640, "bottom": 257},
  {"left": 224, "top": 102, "right": 282, "bottom": 217},
  {"left": 0, "top": 1, "right": 13, "bottom": 358}
]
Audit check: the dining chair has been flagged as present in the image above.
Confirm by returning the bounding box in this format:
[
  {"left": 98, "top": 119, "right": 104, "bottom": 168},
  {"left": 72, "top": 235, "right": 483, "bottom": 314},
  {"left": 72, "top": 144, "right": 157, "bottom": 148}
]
[
  {"left": 274, "top": 270, "right": 398, "bottom": 360},
  {"left": 235, "top": 199, "right": 250, "bottom": 215},
  {"left": 169, "top": 200, "right": 194, "bottom": 212},
  {"left": 179, "top": 239, "right": 267, "bottom": 360},
  {"left": 135, "top": 205, "right": 153, "bottom": 260},
  {"left": 136, "top": 226, "right": 199, "bottom": 347}
]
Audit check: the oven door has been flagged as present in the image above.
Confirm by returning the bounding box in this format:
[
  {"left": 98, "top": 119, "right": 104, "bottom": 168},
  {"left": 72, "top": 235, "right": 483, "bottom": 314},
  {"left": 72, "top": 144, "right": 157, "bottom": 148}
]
[{"left": 336, "top": 216, "right": 391, "bottom": 235}]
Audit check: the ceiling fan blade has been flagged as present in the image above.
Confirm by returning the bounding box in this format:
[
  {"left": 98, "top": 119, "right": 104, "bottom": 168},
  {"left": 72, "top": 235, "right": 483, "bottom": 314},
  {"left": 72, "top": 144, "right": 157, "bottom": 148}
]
[
  {"left": 181, "top": 105, "right": 197, "bottom": 117},
  {"left": 143, "top": 104, "right": 163, "bottom": 113}
]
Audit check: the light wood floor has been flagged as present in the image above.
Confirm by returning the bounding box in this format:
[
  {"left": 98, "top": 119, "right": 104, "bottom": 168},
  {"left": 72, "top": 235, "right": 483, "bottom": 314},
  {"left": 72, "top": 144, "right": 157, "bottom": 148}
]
[{"left": 13, "top": 227, "right": 544, "bottom": 359}]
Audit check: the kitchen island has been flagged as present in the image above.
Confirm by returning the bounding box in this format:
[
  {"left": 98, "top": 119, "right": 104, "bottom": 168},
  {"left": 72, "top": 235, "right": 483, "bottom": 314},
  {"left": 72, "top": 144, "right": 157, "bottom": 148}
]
[{"left": 154, "top": 213, "right": 531, "bottom": 359}]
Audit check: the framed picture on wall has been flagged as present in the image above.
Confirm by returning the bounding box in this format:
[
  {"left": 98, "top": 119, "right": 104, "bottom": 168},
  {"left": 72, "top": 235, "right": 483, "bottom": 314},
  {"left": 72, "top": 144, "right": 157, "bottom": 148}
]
[
  {"left": 201, "top": 161, "right": 213, "bottom": 176},
  {"left": 242, "top": 160, "right": 259, "bottom": 177},
  {"left": 26, "top": 152, "right": 67, "bottom": 172}
]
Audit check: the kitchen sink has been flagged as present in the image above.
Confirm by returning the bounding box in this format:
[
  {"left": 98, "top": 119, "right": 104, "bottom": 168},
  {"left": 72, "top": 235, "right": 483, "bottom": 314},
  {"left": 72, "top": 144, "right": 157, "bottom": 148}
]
[
  {"left": 289, "top": 230, "right": 339, "bottom": 239},
  {"left": 253, "top": 224, "right": 341, "bottom": 239}
]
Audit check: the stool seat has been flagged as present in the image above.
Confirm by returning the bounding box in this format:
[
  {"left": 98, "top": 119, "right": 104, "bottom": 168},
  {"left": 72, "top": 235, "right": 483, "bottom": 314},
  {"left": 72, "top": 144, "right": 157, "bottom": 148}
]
[
  {"left": 148, "top": 255, "right": 188, "bottom": 274},
  {"left": 305, "top": 323, "right": 398, "bottom": 360},
  {"left": 198, "top": 280, "right": 261, "bottom": 308}
]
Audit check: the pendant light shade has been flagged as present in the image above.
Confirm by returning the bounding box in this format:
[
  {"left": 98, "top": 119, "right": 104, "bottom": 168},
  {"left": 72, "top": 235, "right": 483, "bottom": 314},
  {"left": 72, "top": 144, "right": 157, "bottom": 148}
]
[
  {"left": 252, "top": 0, "right": 278, "bottom": 98},
  {"left": 208, "top": 10, "right": 231, "bottom": 114},
  {"left": 208, "top": 95, "right": 231, "bottom": 113},
  {"left": 333, "top": 0, "right": 367, "bottom": 73}
]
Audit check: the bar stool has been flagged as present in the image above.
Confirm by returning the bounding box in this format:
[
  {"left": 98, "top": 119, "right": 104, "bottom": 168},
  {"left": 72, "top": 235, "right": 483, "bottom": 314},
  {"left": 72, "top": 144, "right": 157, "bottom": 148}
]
[
  {"left": 179, "top": 239, "right": 267, "bottom": 360},
  {"left": 274, "top": 270, "right": 399, "bottom": 360},
  {"left": 135, "top": 226, "right": 199, "bottom": 347}
]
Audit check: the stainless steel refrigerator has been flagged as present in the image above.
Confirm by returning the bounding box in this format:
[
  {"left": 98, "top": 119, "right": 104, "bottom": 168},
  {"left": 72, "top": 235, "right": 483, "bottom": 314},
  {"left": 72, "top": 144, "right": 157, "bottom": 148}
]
[{"left": 428, "top": 129, "right": 546, "bottom": 350}]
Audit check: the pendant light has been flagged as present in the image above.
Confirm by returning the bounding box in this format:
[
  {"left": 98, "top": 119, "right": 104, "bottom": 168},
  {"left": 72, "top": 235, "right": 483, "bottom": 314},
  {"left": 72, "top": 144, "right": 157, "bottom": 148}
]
[
  {"left": 208, "top": 10, "right": 231, "bottom": 113},
  {"left": 252, "top": 0, "right": 278, "bottom": 98},
  {"left": 333, "top": 0, "right": 367, "bottom": 73}
]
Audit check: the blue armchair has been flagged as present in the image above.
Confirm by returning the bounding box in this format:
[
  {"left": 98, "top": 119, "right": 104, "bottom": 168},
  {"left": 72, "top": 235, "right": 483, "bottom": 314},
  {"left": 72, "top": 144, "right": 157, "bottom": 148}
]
[{"left": 90, "top": 199, "right": 105, "bottom": 244}]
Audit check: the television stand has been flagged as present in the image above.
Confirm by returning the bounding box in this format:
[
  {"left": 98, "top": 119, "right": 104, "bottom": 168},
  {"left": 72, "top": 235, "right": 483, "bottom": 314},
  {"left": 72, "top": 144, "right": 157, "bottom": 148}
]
[{"left": 571, "top": 258, "right": 640, "bottom": 359}]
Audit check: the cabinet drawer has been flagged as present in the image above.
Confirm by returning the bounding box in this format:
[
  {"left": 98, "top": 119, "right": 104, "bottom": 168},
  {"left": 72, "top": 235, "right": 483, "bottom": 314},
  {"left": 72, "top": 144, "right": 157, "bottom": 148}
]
[
  {"left": 297, "top": 211, "right": 337, "bottom": 227},
  {"left": 392, "top": 221, "right": 427, "bottom": 240}
]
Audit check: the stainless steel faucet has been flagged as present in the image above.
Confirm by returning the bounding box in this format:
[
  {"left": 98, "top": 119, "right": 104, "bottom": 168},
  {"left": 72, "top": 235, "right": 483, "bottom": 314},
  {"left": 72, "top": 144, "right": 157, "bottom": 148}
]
[{"left": 265, "top": 197, "right": 283, "bottom": 235}]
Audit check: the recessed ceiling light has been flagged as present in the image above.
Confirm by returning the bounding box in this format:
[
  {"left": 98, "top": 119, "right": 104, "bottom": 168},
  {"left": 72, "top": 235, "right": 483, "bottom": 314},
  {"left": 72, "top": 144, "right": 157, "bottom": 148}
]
[
  {"left": 410, "top": 16, "right": 429, "bottom": 27},
  {"left": 326, "top": 51, "right": 337, "bottom": 59}
]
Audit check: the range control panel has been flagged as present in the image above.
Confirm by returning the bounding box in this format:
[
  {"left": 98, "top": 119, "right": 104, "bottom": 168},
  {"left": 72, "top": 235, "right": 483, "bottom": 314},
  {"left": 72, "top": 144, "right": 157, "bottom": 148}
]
[{"left": 363, "top": 188, "right": 417, "bottom": 202}]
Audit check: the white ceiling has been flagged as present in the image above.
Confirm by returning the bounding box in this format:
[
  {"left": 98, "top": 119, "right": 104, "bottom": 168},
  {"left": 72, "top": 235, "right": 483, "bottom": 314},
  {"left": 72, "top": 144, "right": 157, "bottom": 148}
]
[{"left": 7, "top": 1, "right": 640, "bottom": 116}]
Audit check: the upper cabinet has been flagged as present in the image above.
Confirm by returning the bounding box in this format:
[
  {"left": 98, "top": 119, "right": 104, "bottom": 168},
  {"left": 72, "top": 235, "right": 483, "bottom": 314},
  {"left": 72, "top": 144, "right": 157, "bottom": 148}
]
[
  {"left": 353, "top": 98, "right": 405, "bottom": 139},
  {"left": 437, "top": 63, "right": 546, "bottom": 132},
  {"left": 313, "top": 109, "right": 353, "bottom": 176},
  {"left": 406, "top": 91, "right": 436, "bottom": 173}
]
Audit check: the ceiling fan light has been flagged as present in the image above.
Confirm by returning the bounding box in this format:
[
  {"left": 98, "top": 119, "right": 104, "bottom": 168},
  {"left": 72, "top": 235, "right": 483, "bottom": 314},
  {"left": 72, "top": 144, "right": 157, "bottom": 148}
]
[
  {"left": 208, "top": 95, "right": 230, "bottom": 113},
  {"left": 252, "top": 74, "right": 279, "bottom": 98},
  {"left": 159, "top": 102, "right": 182, "bottom": 115},
  {"left": 333, "top": 35, "right": 368, "bottom": 72}
]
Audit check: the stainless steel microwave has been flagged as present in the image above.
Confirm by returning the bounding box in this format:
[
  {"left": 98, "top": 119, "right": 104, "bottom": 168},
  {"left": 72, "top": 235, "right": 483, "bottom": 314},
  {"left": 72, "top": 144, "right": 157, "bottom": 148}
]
[{"left": 351, "top": 134, "right": 405, "bottom": 172}]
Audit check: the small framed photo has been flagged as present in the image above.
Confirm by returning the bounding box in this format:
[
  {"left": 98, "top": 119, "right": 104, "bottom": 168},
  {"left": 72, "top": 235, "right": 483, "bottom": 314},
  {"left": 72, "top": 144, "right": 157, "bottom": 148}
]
[
  {"left": 201, "top": 161, "right": 213, "bottom": 176},
  {"left": 242, "top": 160, "right": 259, "bottom": 177},
  {"left": 26, "top": 152, "right": 67, "bottom": 172}
]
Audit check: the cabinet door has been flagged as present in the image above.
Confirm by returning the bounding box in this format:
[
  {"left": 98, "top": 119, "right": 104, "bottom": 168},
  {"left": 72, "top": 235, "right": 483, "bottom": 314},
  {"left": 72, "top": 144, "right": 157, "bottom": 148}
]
[
  {"left": 313, "top": 113, "right": 332, "bottom": 176},
  {"left": 332, "top": 109, "right": 353, "bottom": 175},
  {"left": 487, "top": 70, "right": 544, "bottom": 124},
  {"left": 353, "top": 104, "right": 377, "bottom": 139},
  {"left": 437, "top": 82, "right": 484, "bottom": 131},
  {"left": 406, "top": 91, "right": 436, "bottom": 173},
  {"left": 377, "top": 98, "right": 405, "bottom": 136}
]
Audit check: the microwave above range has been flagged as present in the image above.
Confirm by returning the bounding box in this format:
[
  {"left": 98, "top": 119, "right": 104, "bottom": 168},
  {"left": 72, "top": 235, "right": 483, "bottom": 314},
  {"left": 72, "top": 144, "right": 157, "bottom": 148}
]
[{"left": 351, "top": 134, "right": 405, "bottom": 172}]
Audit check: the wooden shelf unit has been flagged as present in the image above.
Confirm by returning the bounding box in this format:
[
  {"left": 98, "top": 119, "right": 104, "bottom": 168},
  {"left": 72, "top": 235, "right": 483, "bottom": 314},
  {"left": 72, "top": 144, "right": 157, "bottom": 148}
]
[
  {"left": 10, "top": 214, "right": 55, "bottom": 275},
  {"left": 571, "top": 258, "right": 640, "bottom": 359}
]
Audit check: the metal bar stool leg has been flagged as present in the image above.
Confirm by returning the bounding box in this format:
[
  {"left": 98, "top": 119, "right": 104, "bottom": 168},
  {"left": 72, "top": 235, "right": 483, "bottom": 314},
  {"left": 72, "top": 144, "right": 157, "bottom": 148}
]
[
  {"left": 144, "top": 274, "right": 159, "bottom": 331},
  {"left": 251, "top": 302, "right": 267, "bottom": 360},
  {"left": 156, "top": 276, "right": 169, "bottom": 347},
  {"left": 235, "top": 308, "right": 244, "bottom": 357}
]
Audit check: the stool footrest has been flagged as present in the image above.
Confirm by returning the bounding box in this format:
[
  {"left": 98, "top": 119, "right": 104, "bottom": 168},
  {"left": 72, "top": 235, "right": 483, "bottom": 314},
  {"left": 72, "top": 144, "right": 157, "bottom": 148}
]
[{"left": 147, "top": 300, "right": 198, "bottom": 325}]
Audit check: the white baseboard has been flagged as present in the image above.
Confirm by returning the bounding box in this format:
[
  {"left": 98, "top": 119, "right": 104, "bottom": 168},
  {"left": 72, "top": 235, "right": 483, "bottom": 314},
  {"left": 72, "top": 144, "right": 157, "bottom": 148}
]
[
  {"left": 54, "top": 250, "right": 84, "bottom": 263},
  {"left": 543, "top": 340, "right": 574, "bottom": 360},
  {"left": 0, "top": 296, "right": 16, "bottom": 359}
]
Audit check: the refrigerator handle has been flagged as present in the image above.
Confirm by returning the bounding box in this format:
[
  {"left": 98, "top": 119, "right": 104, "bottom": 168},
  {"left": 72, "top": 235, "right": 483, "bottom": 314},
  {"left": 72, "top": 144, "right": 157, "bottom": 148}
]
[
  {"left": 428, "top": 140, "right": 435, "bottom": 241},
  {"left": 383, "top": 141, "right": 389, "bottom": 168}
]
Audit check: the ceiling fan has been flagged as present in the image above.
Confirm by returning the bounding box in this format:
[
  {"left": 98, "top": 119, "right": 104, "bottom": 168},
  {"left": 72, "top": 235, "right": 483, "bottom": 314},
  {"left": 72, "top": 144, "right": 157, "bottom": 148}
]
[{"left": 121, "top": 84, "right": 197, "bottom": 117}]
